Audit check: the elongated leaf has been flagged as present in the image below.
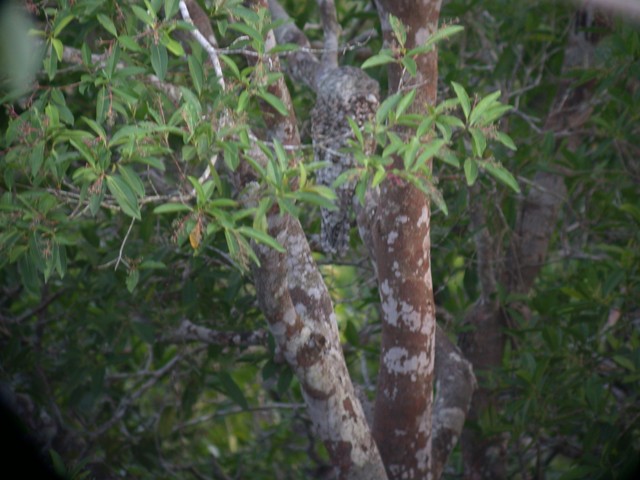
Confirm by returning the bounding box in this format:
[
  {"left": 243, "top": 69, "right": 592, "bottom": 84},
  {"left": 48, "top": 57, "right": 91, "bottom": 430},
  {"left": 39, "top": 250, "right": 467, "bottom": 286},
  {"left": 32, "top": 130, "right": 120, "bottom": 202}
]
[
  {"left": 106, "top": 174, "right": 141, "bottom": 219},
  {"left": 228, "top": 22, "right": 263, "bottom": 47},
  {"left": 238, "top": 226, "right": 285, "bottom": 253},
  {"left": 469, "top": 128, "right": 487, "bottom": 157},
  {"left": 188, "top": 55, "right": 204, "bottom": 94},
  {"left": 401, "top": 56, "right": 417, "bottom": 77},
  {"left": 30, "top": 141, "right": 45, "bottom": 177},
  {"left": 150, "top": 43, "right": 168, "bottom": 81},
  {"left": 256, "top": 90, "right": 288, "bottom": 116},
  {"left": 53, "top": 13, "right": 74, "bottom": 37},
  {"left": 118, "top": 165, "right": 145, "bottom": 197},
  {"left": 119, "top": 35, "right": 142, "bottom": 52},
  {"left": 483, "top": 162, "right": 520, "bottom": 193},
  {"left": 496, "top": 131, "right": 517, "bottom": 150},
  {"left": 361, "top": 51, "right": 395, "bottom": 69},
  {"left": 396, "top": 89, "right": 416, "bottom": 118},
  {"left": 131, "top": 5, "right": 155, "bottom": 26},
  {"left": 407, "top": 25, "right": 464, "bottom": 57},
  {"left": 451, "top": 82, "right": 470, "bottom": 121},
  {"left": 464, "top": 158, "right": 478, "bottom": 186},
  {"left": 161, "top": 32, "right": 185, "bottom": 57},
  {"left": 376, "top": 92, "right": 401, "bottom": 124},
  {"left": 97, "top": 14, "right": 117, "bottom": 37},
  {"left": 218, "top": 371, "right": 248, "bottom": 409},
  {"left": 289, "top": 190, "right": 336, "bottom": 210},
  {"left": 69, "top": 138, "right": 96, "bottom": 167},
  {"left": 469, "top": 90, "right": 501, "bottom": 126},
  {"left": 153, "top": 203, "right": 193, "bottom": 214}
]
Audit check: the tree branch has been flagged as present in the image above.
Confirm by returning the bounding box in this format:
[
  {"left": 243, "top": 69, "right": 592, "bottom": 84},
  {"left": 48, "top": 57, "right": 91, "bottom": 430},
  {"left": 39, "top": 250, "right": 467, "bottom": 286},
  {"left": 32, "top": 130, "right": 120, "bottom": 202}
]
[{"left": 166, "top": 319, "right": 270, "bottom": 347}]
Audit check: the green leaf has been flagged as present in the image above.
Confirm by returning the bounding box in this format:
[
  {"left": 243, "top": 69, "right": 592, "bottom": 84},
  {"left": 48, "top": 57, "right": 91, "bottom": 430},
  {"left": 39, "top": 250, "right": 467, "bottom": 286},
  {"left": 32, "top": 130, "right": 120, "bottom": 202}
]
[
  {"left": 53, "top": 243, "right": 66, "bottom": 279},
  {"left": 96, "top": 87, "right": 108, "bottom": 122},
  {"left": 228, "top": 22, "right": 263, "bottom": 48},
  {"left": 164, "top": 0, "right": 179, "bottom": 19},
  {"left": 150, "top": 43, "right": 168, "bottom": 81},
  {"left": 277, "top": 367, "right": 293, "bottom": 395},
  {"left": 131, "top": 5, "right": 155, "bottom": 26},
  {"left": 272, "top": 138, "right": 288, "bottom": 169},
  {"left": 256, "top": 90, "right": 288, "bottom": 116},
  {"left": 219, "top": 54, "right": 241, "bottom": 79},
  {"left": 49, "top": 450, "right": 67, "bottom": 476},
  {"left": 118, "top": 35, "right": 142, "bottom": 52},
  {"left": 97, "top": 14, "right": 118, "bottom": 37},
  {"left": 361, "top": 52, "right": 395, "bottom": 69},
  {"left": 126, "top": 268, "right": 140, "bottom": 292},
  {"left": 496, "top": 131, "right": 517, "bottom": 150},
  {"left": 154, "top": 203, "right": 193, "bottom": 214},
  {"left": 476, "top": 104, "right": 513, "bottom": 126},
  {"left": 51, "top": 38, "right": 64, "bottom": 61},
  {"left": 69, "top": 138, "right": 96, "bottom": 167},
  {"left": 469, "top": 128, "right": 487, "bottom": 157},
  {"left": 105, "top": 43, "right": 120, "bottom": 79},
  {"left": 188, "top": 55, "right": 204, "bottom": 95},
  {"left": 464, "top": 158, "right": 478, "bottom": 186},
  {"left": 140, "top": 260, "right": 167, "bottom": 269},
  {"left": 118, "top": 165, "right": 145, "bottom": 198},
  {"left": 30, "top": 141, "right": 45, "bottom": 177},
  {"left": 289, "top": 190, "right": 336, "bottom": 210},
  {"left": 414, "top": 139, "right": 446, "bottom": 170},
  {"left": 187, "top": 176, "right": 207, "bottom": 204},
  {"left": 407, "top": 25, "right": 464, "bottom": 57},
  {"left": 437, "top": 114, "right": 465, "bottom": 129},
  {"left": 45, "top": 47, "right": 58, "bottom": 80},
  {"left": 347, "top": 117, "right": 364, "bottom": 147},
  {"left": 401, "top": 56, "right": 417, "bottom": 77},
  {"left": 396, "top": 89, "right": 416, "bottom": 118},
  {"left": 106, "top": 174, "right": 141, "bottom": 219},
  {"left": 612, "top": 355, "right": 636, "bottom": 372},
  {"left": 388, "top": 14, "right": 407, "bottom": 47},
  {"left": 372, "top": 166, "right": 386, "bottom": 188},
  {"left": 483, "top": 162, "right": 520, "bottom": 193},
  {"left": 469, "top": 90, "right": 501, "bottom": 126},
  {"left": 435, "top": 150, "right": 460, "bottom": 168},
  {"left": 403, "top": 137, "right": 420, "bottom": 170},
  {"left": 53, "top": 12, "right": 74, "bottom": 37},
  {"left": 451, "top": 82, "right": 470, "bottom": 121},
  {"left": 218, "top": 371, "right": 248, "bottom": 409},
  {"left": 82, "top": 117, "right": 107, "bottom": 143},
  {"left": 238, "top": 226, "right": 285, "bottom": 253},
  {"left": 376, "top": 92, "right": 402, "bottom": 124},
  {"left": 161, "top": 32, "right": 185, "bottom": 57}
]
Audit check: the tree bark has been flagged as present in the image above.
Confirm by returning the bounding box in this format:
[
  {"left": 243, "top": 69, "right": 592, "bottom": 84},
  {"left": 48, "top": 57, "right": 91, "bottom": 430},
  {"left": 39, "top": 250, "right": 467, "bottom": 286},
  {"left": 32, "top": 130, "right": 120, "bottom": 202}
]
[{"left": 370, "top": 2, "right": 443, "bottom": 478}]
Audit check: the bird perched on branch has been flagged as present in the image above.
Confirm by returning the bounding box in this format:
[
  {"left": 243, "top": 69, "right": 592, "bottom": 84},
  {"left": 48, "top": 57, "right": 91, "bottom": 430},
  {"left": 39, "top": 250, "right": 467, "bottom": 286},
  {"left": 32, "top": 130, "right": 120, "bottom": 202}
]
[{"left": 311, "top": 66, "right": 379, "bottom": 256}]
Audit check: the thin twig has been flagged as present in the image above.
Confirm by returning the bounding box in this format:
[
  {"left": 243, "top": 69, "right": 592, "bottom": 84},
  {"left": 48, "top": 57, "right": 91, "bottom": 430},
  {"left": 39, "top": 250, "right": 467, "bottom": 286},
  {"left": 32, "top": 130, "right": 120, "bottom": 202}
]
[{"left": 115, "top": 216, "right": 136, "bottom": 271}]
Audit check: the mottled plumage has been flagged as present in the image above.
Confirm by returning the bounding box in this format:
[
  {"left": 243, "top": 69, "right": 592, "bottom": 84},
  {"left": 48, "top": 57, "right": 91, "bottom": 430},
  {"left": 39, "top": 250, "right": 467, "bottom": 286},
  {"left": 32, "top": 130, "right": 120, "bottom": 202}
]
[{"left": 311, "top": 67, "right": 379, "bottom": 255}]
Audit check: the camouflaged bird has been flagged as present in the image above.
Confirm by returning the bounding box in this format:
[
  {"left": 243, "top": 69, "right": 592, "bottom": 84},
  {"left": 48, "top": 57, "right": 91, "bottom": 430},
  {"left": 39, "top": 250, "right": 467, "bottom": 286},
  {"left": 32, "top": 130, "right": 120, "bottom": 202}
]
[{"left": 311, "top": 66, "right": 379, "bottom": 256}]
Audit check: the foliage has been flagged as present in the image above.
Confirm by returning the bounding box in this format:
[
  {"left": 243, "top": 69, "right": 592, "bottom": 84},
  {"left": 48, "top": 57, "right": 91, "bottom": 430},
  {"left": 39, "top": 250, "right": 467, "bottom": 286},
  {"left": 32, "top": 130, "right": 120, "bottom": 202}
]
[{"left": 1, "top": 0, "right": 639, "bottom": 478}]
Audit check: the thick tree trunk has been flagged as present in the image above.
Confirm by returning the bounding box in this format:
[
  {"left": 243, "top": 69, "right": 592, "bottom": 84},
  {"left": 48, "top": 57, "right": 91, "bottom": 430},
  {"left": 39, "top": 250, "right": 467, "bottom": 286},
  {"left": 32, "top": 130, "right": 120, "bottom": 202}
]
[{"left": 370, "top": 2, "right": 443, "bottom": 478}]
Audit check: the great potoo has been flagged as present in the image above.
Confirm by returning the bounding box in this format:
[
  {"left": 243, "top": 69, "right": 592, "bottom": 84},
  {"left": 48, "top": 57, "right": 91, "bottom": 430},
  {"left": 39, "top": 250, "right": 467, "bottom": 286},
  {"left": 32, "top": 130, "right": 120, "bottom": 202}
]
[{"left": 311, "top": 66, "right": 379, "bottom": 256}]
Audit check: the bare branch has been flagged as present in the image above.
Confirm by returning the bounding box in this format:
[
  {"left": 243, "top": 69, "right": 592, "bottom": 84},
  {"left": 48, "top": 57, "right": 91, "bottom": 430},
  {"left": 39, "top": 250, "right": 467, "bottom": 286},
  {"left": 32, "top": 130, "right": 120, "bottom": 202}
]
[
  {"left": 167, "top": 319, "right": 269, "bottom": 347},
  {"left": 91, "top": 353, "right": 187, "bottom": 438}
]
